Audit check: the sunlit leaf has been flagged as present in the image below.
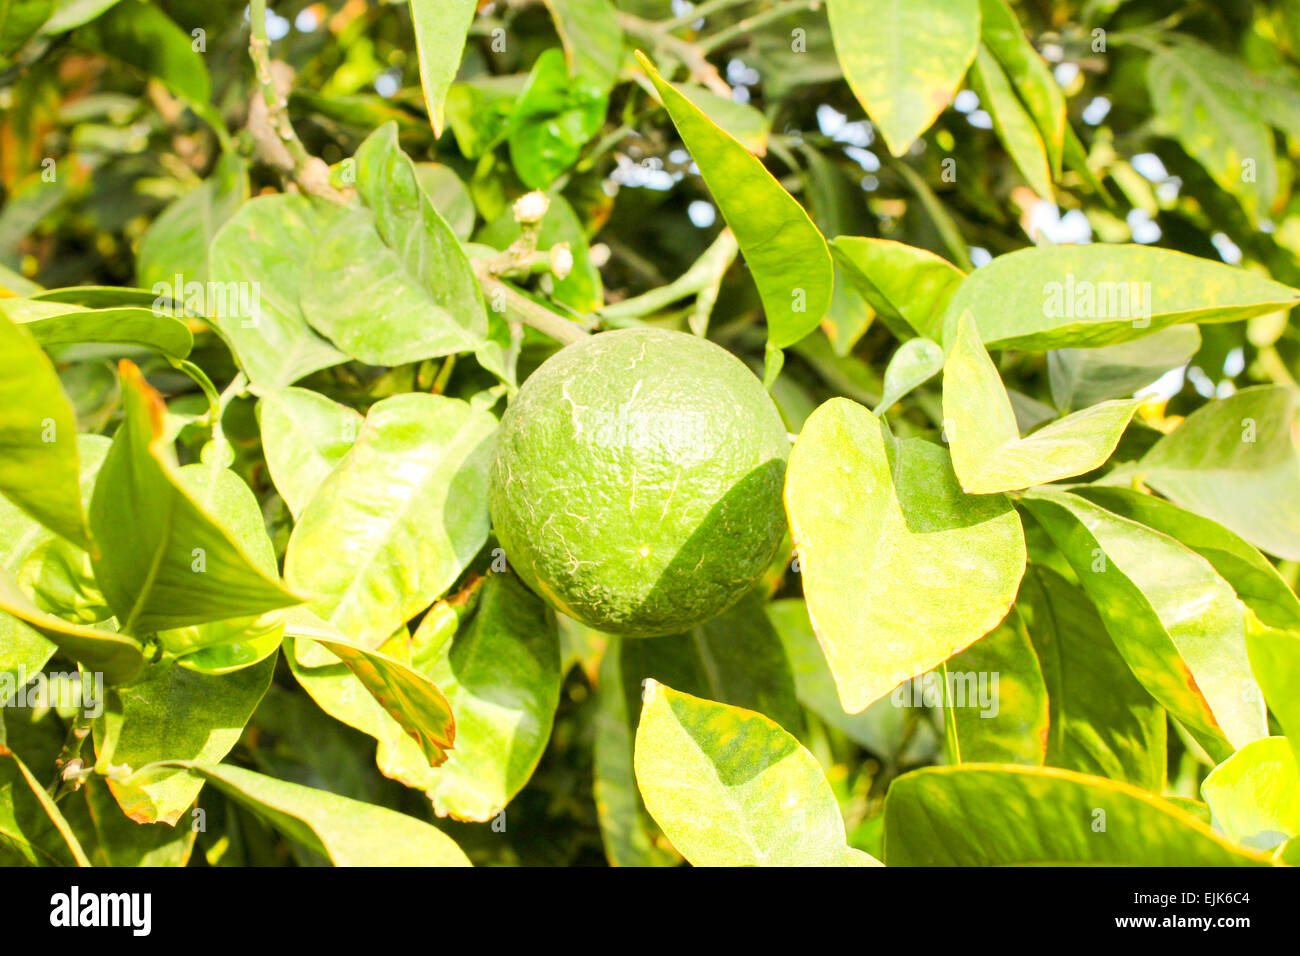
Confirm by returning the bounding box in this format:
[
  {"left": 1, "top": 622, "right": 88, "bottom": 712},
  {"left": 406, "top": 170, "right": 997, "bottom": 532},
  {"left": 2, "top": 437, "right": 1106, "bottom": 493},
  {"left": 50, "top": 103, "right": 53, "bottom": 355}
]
[
  {"left": 0, "top": 310, "right": 92, "bottom": 550},
  {"left": 89, "top": 362, "right": 300, "bottom": 635},
  {"left": 638, "top": 52, "right": 833, "bottom": 348},
  {"left": 826, "top": 0, "right": 980, "bottom": 156},
  {"left": 1019, "top": 489, "right": 1265, "bottom": 759},
  {"left": 94, "top": 654, "right": 274, "bottom": 825},
  {"left": 284, "top": 393, "right": 496, "bottom": 650},
  {"left": 943, "top": 311, "right": 1139, "bottom": 493},
  {"left": 884, "top": 764, "right": 1274, "bottom": 865},
  {"left": 1119, "top": 386, "right": 1300, "bottom": 560},
  {"left": 423, "top": 572, "right": 559, "bottom": 820},
  {"left": 940, "top": 244, "right": 1300, "bottom": 351},
  {"left": 178, "top": 762, "right": 471, "bottom": 865},
  {"left": 409, "top": 0, "right": 477, "bottom": 137},
  {"left": 1202, "top": 737, "right": 1300, "bottom": 852},
  {"left": 830, "top": 236, "right": 964, "bottom": 341},
  {"left": 634, "top": 681, "right": 877, "bottom": 866},
  {"left": 785, "top": 398, "right": 1025, "bottom": 713}
]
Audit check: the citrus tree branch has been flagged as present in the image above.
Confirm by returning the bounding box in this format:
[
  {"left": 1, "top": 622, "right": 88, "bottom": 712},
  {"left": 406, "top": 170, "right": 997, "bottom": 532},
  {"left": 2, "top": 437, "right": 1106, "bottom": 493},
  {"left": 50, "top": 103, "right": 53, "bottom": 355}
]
[
  {"left": 247, "top": 0, "right": 343, "bottom": 201},
  {"left": 697, "top": 0, "right": 821, "bottom": 54},
  {"left": 620, "top": 12, "right": 731, "bottom": 96}
]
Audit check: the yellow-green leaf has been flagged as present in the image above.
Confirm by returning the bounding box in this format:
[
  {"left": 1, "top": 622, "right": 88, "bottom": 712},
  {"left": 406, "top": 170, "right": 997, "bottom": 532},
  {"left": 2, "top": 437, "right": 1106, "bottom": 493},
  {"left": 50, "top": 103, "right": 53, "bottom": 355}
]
[
  {"left": 785, "top": 398, "right": 1025, "bottom": 713},
  {"left": 0, "top": 309, "right": 92, "bottom": 550},
  {"left": 1202, "top": 737, "right": 1300, "bottom": 852},
  {"left": 89, "top": 362, "right": 301, "bottom": 635},
  {"left": 885, "top": 764, "right": 1274, "bottom": 865},
  {"left": 178, "top": 762, "right": 471, "bottom": 866},
  {"left": 826, "top": 0, "right": 980, "bottom": 156},
  {"left": 943, "top": 311, "right": 1139, "bottom": 493},
  {"left": 638, "top": 52, "right": 832, "bottom": 348},
  {"left": 634, "top": 681, "right": 876, "bottom": 866}
]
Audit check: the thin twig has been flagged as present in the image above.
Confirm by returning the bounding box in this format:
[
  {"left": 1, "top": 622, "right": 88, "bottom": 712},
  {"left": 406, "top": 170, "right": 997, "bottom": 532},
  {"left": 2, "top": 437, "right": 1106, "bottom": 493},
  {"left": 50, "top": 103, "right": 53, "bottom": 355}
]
[
  {"left": 697, "top": 0, "right": 820, "bottom": 55},
  {"left": 659, "top": 0, "right": 754, "bottom": 32},
  {"left": 477, "top": 277, "right": 591, "bottom": 345},
  {"left": 620, "top": 12, "right": 732, "bottom": 96},
  {"left": 248, "top": 0, "right": 343, "bottom": 201}
]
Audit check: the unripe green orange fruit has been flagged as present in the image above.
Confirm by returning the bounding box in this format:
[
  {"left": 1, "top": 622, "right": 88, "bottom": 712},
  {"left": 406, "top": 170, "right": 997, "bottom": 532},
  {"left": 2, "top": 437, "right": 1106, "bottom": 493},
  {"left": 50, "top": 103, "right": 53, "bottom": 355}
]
[{"left": 489, "top": 328, "right": 790, "bottom": 637}]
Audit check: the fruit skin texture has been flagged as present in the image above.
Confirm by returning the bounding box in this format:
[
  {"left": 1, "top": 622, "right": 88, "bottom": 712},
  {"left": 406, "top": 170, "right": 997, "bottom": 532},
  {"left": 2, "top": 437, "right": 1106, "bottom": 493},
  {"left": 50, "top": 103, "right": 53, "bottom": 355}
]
[{"left": 489, "top": 327, "right": 790, "bottom": 637}]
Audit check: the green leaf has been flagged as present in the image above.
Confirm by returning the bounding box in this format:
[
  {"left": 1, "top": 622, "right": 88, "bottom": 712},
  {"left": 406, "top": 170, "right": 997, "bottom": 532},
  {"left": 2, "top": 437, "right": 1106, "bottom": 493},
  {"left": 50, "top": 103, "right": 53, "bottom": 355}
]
[
  {"left": 284, "top": 393, "right": 496, "bottom": 650},
  {"left": 136, "top": 151, "right": 248, "bottom": 289},
  {"left": 940, "top": 244, "right": 1300, "bottom": 351},
  {"left": 679, "top": 85, "right": 769, "bottom": 156},
  {"left": 256, "top": 387, "right": 361, "bottom": 521},
  {"left": 826, "top": 0, "right": 980, "bottom": 156},
  {"left": 39, "top": 0, "right": 123, "bottom": 35},
  {"left": 179, "top": 762, "right": 471, "bottom": 865},
  {"left": 830, "top": 236, "right": 964, "bottom": 341},
  {"left": 409, "top": 0, "right": 477, "bottom": 137},
  {"left": 0, "top": 745, "right": 89, "bottom": 866},
  {"left": 1122, "top": 385, "right": 1300, "bottom": 561},
  {"left": 94, "top": 654, "right": 274, "bottom": 825},
  {"left": 938, "top": 610, "right": 1048, "bottom": 765},
  {"left": 977, "top": 0, "right": 1064, "bottom": 175},
  {"left": 302, "top": 124, "right": 488, "bottom": 366},
  {"left": 415, "top": 162, "right": 475, "bottom": 241},
  {"left": 285, "top": 629, "right": 443, "bottom": 792},
  {"left": 30, "top": 286, "right": 158, "bottom": 308},
  {"left": 0, "top": 298, "right": 192, "bottom": 358},
  {"left": 1202, "top": 737, "right": 1300, "bottom": 851},
  {"left": 884, "top": 764, "right": 1273, "bottom": 865},
  {"left": 508, "top": 48, "right": 607, "bottom": 190},
  {"left": 155, "top": 461, "right": 289, "bottom": 674},
  {"left": 634, "top": 681, "right": 876, "bottom": 866},
  {"left": 969, "top": 44, "right": 1052, "bottom": 201},
  {"left": 89, "top": 362, "right": 301, "bottom": 635},
  {"left": 943, "top": 311, "right": 1139, "bottom": 493},
  {"left": 1048, "top": 324, "right": 1199, "bottom": 410},
  {"left": 423, "top": 572, "right": 560, "bottom": 820},
  {"left": 638, "top": 52, "right": 833, "bottom": 348},
  {"left": 309, "top": 633, "right": 456, "bottom": 770},
  {"left": 77, "top": 0, "right": 209, "bottom": 105},
  {"left": 1076, "top": 487, "right": 1300, "bottom": 633},
  {"left": 1017, "top": 565, "right": 1167, "bottom": 790},
  {"left": 593, "top": 635, "right": 680, "bottom": 867},
  {"left": 207, "top": 194, "right": 349, "bottom": 388},
  {"left": 0, "top": 309, "right": 92, "bottom": 549},
  {"left": 542, "top": 0, "right": 623, "bottom": 92},
  {"left": 1019, "top": 489, "right": 1265, "bottom": 758},
  {"left": 785, "top": 398, "right": 1025, "bottom": 713},
  {"left": 875, "top": 337, "right": 943, "bottom": 413},
  {"left": 1146, "top": 39, "right": 1277, "bottom": 215},
  {"left": 594, "top": 592, "right": 802, "bottom": 866},
  {"left": 0, "top": 434, "right": 113, "bottom": 691},
  {"left": 1245, "top": 623, "right": 1300, "bottom": 767},
  {"left": 0, "top": 0, "right": 52, "bottom": 59},
  {"left": 0, "top": 568, "right": 143, "bottom": 685}
]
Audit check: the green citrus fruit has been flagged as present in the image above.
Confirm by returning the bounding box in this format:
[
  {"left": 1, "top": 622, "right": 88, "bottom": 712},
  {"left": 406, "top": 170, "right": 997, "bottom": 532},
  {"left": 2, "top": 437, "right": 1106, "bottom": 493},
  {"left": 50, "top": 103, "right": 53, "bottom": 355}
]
[{"left": 489, "top": 327, "right": 790, "bottom": 637}]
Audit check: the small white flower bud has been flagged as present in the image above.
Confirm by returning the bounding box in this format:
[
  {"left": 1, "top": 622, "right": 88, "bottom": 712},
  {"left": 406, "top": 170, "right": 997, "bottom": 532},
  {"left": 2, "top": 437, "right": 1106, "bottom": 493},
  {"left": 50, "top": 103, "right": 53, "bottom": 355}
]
[
  {"left": 513, "top": 190, "right": 550, "bottom": 224},
  {"left": 550, "top": 242, "right": 574, "bottom": 280}
]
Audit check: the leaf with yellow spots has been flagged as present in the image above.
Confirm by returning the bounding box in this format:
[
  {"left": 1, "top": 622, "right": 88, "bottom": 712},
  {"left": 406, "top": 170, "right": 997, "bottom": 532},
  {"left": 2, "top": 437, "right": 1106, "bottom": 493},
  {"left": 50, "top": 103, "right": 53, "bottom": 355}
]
[
  {"left": 633, "top": 681, "right": 879, "bottom": 866},
  {"left": 310, "top": 635, "right": 456, "bottom": 768},
  {"left": 826, "top": 0, "right": 981, "bottom": 157}
]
